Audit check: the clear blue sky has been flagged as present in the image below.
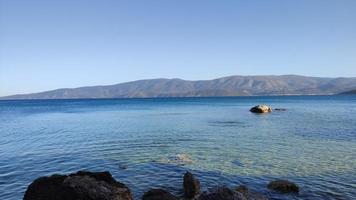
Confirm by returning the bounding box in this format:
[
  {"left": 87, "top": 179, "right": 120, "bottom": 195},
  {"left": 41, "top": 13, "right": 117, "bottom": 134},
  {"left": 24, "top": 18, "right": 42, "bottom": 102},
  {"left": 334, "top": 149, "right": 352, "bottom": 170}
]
[{"left": 1, "top": 0, "right": 356, "bottom": 96}]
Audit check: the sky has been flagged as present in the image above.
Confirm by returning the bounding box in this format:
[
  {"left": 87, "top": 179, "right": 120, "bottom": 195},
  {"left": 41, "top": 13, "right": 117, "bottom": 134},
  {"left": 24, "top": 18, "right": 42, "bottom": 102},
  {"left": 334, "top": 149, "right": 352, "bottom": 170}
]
[{"left": 0, "top": 0, "right": 356, "bottom": 96}]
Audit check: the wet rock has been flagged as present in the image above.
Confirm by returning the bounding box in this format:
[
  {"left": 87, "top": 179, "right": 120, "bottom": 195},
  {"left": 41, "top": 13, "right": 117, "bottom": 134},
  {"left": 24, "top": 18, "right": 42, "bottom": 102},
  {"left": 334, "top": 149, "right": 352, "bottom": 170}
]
[
  {"left": 23, "top": 171, "right": 133, "bottom": 200},
  {"left": 250, "top": 105, "right": 272, "bottom": 113},
  {"left": 142, "top": 189, "right": 178, "bottom": 200},
  {"left": 236, "top": 185, "right": 249, "bottom": 197},
  {"left": 236, "top": 185, "right": 268, "bottom": 200},
  {"left": 183, "top": 171, "right": 200, "bottom": 198},
  {"left": 198, "top": 186, "right": 246, "bottom": 200},
  {"left": 267, "top": 179, "right": 299, "bottom": 193}
]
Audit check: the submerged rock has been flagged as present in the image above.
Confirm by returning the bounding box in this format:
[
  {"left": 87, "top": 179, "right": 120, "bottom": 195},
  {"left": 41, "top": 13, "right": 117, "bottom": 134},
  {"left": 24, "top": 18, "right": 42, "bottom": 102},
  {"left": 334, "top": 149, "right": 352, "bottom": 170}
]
[
  {"left": 183, "top": 171, "right": 201, "bottom": 198},
  {"left": 157, "top": 154, "right": 193, "bottom": 166},
  {"left": 198, "top": 186, "right": 246, "bottom": 200},
  {"left": 231, "top": 159, "right": 244, "bottom": 167},
  {"left": 142, "top": 189, "right": 177, "bottom": 200},
  {"left": 267, "top": 179, "right": 299, "bottom": 193},
  {"left": 250, "top": 105, "right": 272, "bottom": 113},
  {"left": 23, "top": 171, "right": 133, "bottom": 200},
  {"left": 172, "top": 154, "right": 193, "bottom": 164},
  {"left": 118, "top": 164, "right": 128, "bottom": 170},
  {"left": 236, "top": 185, "right": 268, "bottom": 200}
]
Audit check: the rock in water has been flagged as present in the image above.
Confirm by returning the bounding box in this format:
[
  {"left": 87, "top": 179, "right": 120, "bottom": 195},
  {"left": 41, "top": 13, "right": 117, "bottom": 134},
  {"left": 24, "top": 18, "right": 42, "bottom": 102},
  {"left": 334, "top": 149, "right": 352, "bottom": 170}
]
[
  {"left": 183, "top": 171, "right": 201, "bottom": 198},
  {"left": 142, "top": 189, "right": 178, "bottom": 200},
  {"left": 236, "top": 185, "right": 268, "bottom": 200},
  {"left": 267, "top": 179, "right": 299, "bottom": 193},
  {"left": 198, "top": 187, "right": 246, "bottom": 200},
  {"left": 250, "top": 105, "right": 272, "bottom": 113},
  {"left": 23, "top": 171, "right": 133, "bottom": 200},
  {"left": 236, "top": 185, "right": 249, "bottom": 197}
]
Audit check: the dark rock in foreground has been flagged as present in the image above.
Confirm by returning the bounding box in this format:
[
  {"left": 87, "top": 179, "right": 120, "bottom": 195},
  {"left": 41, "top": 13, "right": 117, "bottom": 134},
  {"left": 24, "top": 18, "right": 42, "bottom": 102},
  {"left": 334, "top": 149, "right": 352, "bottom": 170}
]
[
  {"left": 183, "top": 171, "right": 201, "bottom": 198},
  {"left": 24, "top": 170, "right": 299, "bottom": 200},
  {"left": 198, "top": 186, "right": 246, "bottom": 200},
  {"left": 250, "top": 105, "right": 272, "bottom": 113},
  {"left": 142, "top": 189, "right": 177, "bottom": 200},
  {"left": 267, "top": 180, "right": 299, "bottom": 193},
  {"left": 236, "top": 185, "right": 268, "bottom": 200},
  {"left": 236, "top": 185, "right": 249, "bottom": 198},
  {"left": 23, "top": 171, "right": 133, "bottom": 200}
]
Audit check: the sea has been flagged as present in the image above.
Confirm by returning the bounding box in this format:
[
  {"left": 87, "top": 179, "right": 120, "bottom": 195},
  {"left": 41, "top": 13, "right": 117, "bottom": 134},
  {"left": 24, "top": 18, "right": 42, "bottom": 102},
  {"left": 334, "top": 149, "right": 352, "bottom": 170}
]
[{"left": 0, "top": 96, "right": 355, "bottom": 200}]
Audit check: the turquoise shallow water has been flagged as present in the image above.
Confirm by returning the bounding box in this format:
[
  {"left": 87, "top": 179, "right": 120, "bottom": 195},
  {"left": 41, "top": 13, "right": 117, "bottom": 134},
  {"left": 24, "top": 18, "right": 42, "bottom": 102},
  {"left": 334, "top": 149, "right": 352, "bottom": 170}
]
[{"left": 0, "top": 96, "right": 355, "bottom": 200}]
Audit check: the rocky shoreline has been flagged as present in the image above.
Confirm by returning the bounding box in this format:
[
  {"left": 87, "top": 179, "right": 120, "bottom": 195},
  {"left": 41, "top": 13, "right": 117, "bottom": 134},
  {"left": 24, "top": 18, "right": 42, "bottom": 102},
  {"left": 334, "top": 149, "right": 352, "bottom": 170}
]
[{"left": 24, "top": 171, "right": 299, "bottom": 200}]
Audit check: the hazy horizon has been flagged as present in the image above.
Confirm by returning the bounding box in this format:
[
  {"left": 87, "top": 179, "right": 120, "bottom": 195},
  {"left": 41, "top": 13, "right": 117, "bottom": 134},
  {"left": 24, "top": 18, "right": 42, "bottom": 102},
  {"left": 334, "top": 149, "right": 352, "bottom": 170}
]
[{"left": 1, "top": 0, "right": 356, "bottom": 96}]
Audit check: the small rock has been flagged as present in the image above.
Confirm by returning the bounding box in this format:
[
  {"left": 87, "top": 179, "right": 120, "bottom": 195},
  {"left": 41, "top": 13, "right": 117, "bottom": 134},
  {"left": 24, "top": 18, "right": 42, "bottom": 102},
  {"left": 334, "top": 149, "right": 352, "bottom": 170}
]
[
  {"left": 198, "top": 186, "right": 246, "bottom": 200},
  {"left": 142, "top": 189, "right": 178, "bottom": 200},
  {"left": 183, "top": 171, "right": 201, "bottom": 198},
  {"left": 24, "top": 171, "right": 133, "bottom": 200},
  {"left": 250, "top": 105, "right": 272, "bottom": 113},
  {"left": 267, "top": 179, "right": 299, "bottom": 193}
]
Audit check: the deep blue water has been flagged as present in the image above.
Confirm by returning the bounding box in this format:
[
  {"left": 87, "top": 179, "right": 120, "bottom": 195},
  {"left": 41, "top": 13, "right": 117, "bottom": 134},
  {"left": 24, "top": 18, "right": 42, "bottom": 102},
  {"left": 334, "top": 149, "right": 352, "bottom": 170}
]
[{"left": 0, "top": 96, "right": 355, "bottom": 200}]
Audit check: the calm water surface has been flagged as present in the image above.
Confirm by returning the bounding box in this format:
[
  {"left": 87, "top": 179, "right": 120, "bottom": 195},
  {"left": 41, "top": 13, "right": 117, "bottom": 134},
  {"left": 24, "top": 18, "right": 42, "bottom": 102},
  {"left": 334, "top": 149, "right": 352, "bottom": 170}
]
[{"left": 0, "top": 96, "right": 355, "bottom": 200}]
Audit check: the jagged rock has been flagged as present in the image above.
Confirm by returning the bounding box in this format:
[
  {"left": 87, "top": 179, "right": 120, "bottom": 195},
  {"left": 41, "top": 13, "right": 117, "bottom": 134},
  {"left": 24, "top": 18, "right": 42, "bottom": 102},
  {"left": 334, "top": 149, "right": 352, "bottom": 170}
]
[
  {"left": 142, "top": 189, "right": 178, "bottom": 200},
  {"left": 236, "top": 185, "right": 268, "bottom": 200},
  {"left": 250, "top": 105, "right": 272, "bottom": 113},
  {"left": 23, "top": 171, "right": 133, "bottom": 200},
  {"left": 198, "top": 186, "right": 246, "bottom": 200},
  {"left": 267, "top": 180, "right": 299, "bottom": 193},
  {"left": 183, "top": 171, "right": 200, "bottom": 198}
]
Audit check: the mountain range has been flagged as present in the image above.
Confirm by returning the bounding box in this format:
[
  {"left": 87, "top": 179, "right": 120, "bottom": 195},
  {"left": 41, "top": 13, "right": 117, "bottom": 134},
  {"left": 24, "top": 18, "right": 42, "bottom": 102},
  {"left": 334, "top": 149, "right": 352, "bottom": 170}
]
[
  {"left": 339, "top": 89, "right": 356, "bottom": 95},
  {"left": 2, "top": 75, "right": 356, "bottom": 100}
]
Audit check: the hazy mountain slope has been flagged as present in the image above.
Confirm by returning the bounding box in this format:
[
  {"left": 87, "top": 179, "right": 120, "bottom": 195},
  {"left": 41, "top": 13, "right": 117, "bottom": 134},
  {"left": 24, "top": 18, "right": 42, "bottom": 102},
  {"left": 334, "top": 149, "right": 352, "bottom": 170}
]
[
  {"left": 339, "top": 89, "right": 356, "bottom": 95},
  {"left": 2, "top": 75, "right": 356, "bottom": 99}
]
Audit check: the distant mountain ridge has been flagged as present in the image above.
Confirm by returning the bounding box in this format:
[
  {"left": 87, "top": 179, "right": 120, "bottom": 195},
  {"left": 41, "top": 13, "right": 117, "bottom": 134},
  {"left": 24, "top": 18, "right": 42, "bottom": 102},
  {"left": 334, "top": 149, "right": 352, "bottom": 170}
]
[
  {"left": 339, "top": 89, "right": 356, "bottom": 95},
  {"left": 2, "top": 75, "right": 356, "bottom": 100}
]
